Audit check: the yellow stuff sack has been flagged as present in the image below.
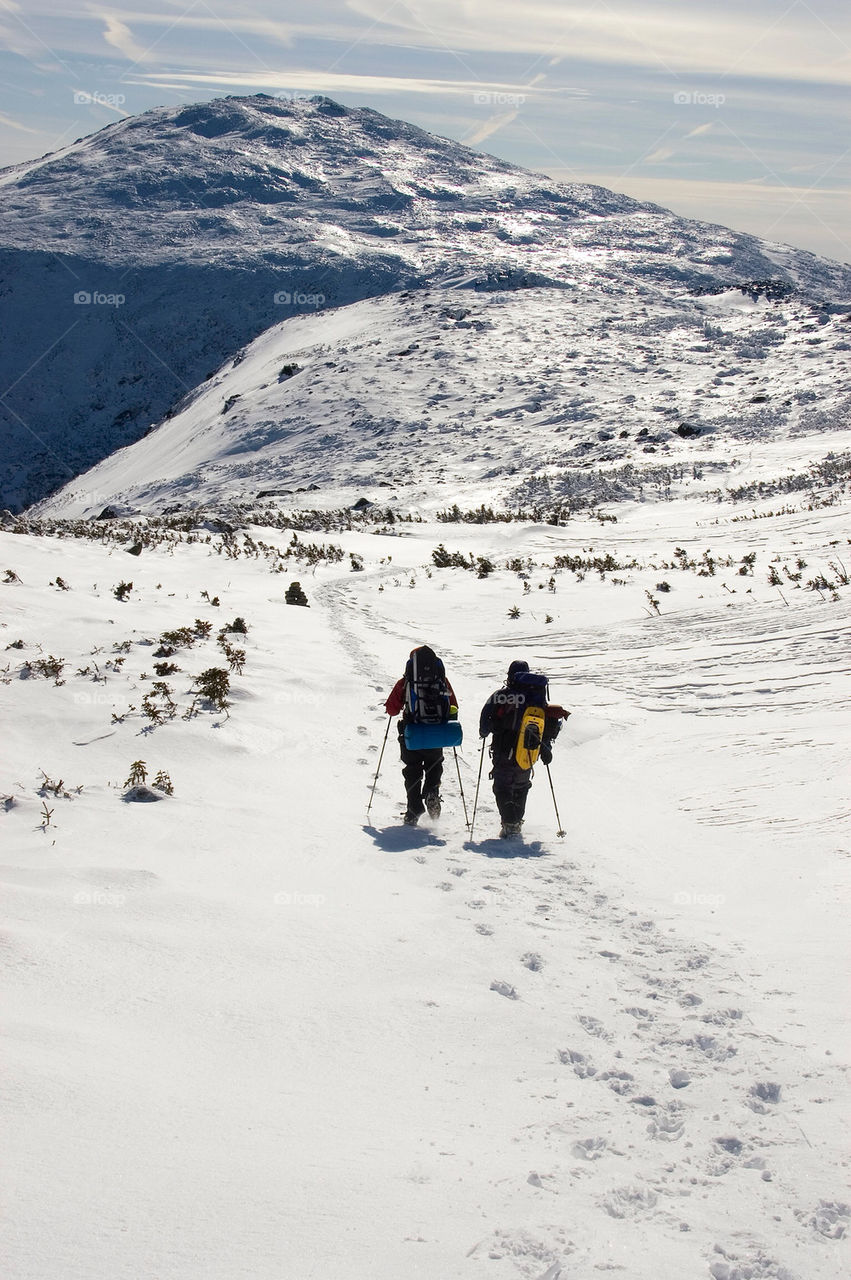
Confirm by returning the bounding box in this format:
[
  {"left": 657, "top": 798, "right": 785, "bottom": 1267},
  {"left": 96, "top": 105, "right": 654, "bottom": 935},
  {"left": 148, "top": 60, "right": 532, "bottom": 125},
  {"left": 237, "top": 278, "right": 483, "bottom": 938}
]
[{"left": 514, "top": 705, "right": 546, "bottom": 770}]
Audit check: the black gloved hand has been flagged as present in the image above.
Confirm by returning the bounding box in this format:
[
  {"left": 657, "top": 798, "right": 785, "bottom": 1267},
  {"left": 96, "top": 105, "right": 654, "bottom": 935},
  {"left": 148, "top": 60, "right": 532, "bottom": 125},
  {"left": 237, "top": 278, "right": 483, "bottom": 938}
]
[{"left": 540, "top": 742, "right": 553, "bottom": 766}]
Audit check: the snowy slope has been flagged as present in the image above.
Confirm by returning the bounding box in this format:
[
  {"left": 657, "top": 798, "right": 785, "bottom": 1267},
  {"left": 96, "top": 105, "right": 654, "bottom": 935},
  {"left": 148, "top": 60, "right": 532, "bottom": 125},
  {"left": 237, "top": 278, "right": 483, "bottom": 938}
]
[
  {"left": 2, "top": 93, "right": 850, "bottom": 511},
  {"left": 34, "top": 282, "right": 851, "bottom": 519},
  {"left": 2, "top": 475, "right": 850, "bottom": 1278}
]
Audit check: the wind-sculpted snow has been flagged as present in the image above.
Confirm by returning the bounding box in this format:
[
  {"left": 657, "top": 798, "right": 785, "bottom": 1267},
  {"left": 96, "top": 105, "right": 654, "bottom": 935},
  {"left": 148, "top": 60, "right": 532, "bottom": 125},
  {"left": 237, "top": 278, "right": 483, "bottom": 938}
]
[
  {"left": 1, "top": 93, "right": 849, "bottom": 510},
  {"left": 36, "top": 284, "right": 851, "bottom": 519},
  {"left": 3, "top": 486, "right": 848, "bottom": 1278}
]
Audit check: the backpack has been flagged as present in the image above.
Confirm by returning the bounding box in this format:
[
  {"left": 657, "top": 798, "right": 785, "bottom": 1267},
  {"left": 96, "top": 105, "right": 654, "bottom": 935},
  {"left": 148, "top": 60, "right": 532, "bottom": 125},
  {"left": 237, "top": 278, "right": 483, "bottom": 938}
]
[
  {"left": 504, "top": 671, "right": 550, "bottom": 770},
  {"left": 404, "top": 646, "right": 450, "bottom": 725}
]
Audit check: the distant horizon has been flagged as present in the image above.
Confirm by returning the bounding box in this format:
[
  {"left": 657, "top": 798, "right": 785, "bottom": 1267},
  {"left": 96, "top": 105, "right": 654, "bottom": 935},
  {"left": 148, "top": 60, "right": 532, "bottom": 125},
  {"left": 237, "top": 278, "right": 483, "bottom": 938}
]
[{"left": 1, "top": 1, "right": 848, "bottom": 265}]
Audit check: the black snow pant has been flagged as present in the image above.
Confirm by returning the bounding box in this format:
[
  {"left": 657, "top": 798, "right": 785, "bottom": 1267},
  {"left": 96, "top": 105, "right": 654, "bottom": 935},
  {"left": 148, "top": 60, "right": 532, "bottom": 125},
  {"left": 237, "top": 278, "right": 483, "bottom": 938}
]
[
  {"left": 491, "top": 758, "right": 532, "bottom": 825},
  {"left": 399, "top": 731, "right": 443, "bottom": 816}
]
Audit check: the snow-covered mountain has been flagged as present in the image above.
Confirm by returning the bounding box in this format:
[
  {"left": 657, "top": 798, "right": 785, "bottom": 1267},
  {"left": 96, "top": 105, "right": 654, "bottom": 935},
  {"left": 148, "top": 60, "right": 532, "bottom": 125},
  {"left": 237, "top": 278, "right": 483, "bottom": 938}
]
[
  {"left": 2, "top": 93, "right": 850, "bottom": 512},
  {"left": 35, "top": 281, "right": 851, "bottom": 519},
  {"left": 4, "top": 97, "right": 851, "bottom": 1280}
]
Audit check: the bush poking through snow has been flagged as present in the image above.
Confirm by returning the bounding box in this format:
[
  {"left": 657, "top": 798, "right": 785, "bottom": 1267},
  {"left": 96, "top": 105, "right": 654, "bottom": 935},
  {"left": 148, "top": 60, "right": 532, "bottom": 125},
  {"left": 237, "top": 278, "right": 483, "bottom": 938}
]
[
  {"left": 113, "top": 580, "right": 133, "bottom": 600},
  {"left": 125, "top": 760, "right": 147, "bottom": 786},
  {"left": 153, "top": 770, "right": 174, "bottom": 796},
  {"left": 190, "top": 667, "right": 230, "bottom": 712},
  {"left": 23, "top": 655, "right": 66, "bottom": 683},
  {"left": 285, "top": 581, "right": 309, "bottom": 606}
]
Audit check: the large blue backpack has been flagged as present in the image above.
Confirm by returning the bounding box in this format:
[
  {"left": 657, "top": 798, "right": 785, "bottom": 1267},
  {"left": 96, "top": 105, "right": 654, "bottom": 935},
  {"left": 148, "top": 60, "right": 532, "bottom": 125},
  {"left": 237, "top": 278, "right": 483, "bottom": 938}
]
[{"left": 402, "top": 646, "right": 462, "bottom": 750}]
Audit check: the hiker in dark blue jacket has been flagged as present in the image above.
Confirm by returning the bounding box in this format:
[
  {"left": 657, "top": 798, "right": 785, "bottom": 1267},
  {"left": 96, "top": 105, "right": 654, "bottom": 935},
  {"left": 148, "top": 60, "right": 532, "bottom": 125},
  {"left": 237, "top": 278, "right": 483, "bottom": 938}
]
[{"left": 479, "top": 660, "right": 567, "bottom": 837}]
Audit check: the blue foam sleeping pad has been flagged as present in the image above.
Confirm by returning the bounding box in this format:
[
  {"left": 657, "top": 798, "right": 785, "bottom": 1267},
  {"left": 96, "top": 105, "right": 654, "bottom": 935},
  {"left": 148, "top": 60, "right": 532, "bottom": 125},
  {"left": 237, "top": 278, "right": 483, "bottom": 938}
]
[{"left": 403, "top": 721, "right": 463, "bottom": 750}]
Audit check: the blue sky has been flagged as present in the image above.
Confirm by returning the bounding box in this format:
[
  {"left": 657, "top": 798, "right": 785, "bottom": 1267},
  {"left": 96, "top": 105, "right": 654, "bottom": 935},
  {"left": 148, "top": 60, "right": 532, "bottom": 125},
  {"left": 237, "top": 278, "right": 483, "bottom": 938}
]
[{"left": 1, "top": 0, "right": 848, "bottom": 261}]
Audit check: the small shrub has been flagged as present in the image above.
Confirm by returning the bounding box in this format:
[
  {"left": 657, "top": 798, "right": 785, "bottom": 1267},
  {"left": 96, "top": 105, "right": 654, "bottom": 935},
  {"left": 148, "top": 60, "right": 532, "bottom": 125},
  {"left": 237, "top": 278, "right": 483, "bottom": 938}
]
[
  {"left": 153, "top": 770, "right": 174, "bottom": 796},
  {"left": 285, "top": 582, "right": 309, "bottom": 606},
  {"left": 192, "top": 667, "right": 230, "bottom": 711},
  {"left": 153, "top": 661, "right": 179, "bottom": 676},
  {"left": 24, "top": 655, "right": 66, "bottom": 683},
  {"left": 125, "top": 760, "right": 147, "bottom": 786},
  {"left": 507, "top": 605, "right": 521, "bottom": 619},
  {"left": 114, "top": 581, "right": 133, "bottom": 600}
]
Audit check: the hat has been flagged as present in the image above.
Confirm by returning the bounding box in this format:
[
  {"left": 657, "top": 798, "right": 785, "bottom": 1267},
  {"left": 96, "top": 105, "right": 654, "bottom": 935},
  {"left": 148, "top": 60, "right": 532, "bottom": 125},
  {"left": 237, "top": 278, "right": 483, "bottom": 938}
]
[{"left": 507, "top": 659, "right": 530, "bottom": 680}]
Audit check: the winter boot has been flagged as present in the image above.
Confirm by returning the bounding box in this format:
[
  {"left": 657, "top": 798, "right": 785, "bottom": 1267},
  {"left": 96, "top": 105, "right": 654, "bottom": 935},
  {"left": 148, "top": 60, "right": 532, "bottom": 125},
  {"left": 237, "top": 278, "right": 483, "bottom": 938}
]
[
  {"left": 425, "top": 791, "right": 441, "bottom": 819},
  {"left": 403, "top": 811, "right": 419, "bottom": 827},
  {"left": 499, "top": 821, "right": 523, "bottom": 839}
]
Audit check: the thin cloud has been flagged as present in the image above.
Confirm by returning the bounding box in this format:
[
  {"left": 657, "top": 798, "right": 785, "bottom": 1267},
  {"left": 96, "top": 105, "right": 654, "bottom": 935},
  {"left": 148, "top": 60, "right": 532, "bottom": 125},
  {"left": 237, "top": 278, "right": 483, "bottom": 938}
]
[
  {"left": 99, "top": 12, "right": 150, "bottom": 63},
  {"left": 0, "top": 110, "right": 38, "bottom": 134}
]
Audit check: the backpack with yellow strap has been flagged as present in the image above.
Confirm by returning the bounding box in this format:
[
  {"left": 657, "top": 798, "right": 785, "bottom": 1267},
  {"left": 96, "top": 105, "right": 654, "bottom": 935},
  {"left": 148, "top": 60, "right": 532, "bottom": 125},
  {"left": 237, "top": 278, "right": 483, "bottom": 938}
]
[{"left": 510, "top": 672, "right": 549, "bottom": 770}]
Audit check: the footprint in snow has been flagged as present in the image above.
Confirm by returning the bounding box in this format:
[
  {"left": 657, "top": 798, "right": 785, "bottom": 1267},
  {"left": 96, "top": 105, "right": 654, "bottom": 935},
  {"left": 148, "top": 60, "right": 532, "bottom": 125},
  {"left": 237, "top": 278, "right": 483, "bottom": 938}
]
[
  {"left": 647, "top": 1104, "right": 685, "bottom": 1141},
  {"left": 600, "top": 1185, "right": 658, "bottom": 1219},
  {"left": 599, "top": 1070, "right": 634, "bottom": 1095},
  {"left": 746, "top": 1081, "right": 782, "bottom": 1112},
  {"left": 491, "top": 980, "right": 518, "bottom": 1000},
  {"left": 571, "top": 1136, "right": 607, "bottom": 1161},
  {"left": 558, "top": 1049, "right": 596, "bottom": 1078},
  {"left": 691, "top": 1033, "right": 737, "bottom": 1061},
  {"left": 475, "top": 923, "right": 494, "bottom": 936},
  {"left": 798, "top": 1200, "right": 850, "bottom": 1239},
  {"left": 521, "top": 951, "right": 543, "bottom": 971},
  {"left": 577, "top": 1014, "right": 612, "bottom": 1041}
]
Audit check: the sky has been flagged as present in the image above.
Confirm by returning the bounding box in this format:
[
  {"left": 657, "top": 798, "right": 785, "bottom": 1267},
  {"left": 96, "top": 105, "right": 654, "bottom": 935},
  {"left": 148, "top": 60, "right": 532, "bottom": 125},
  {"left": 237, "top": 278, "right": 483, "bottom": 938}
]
[{"left": 0, "top": 0, "right": 848, "bottom": 262}]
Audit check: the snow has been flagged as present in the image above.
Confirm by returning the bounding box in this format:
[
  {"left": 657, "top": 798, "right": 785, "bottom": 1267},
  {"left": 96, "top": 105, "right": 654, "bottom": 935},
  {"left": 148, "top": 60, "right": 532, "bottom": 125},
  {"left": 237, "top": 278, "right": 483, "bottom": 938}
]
[
  {"left": 33, "top": 284, "right": 851, "bottom": 521},
  {"left": 2, "top": 479, "right": 849, "bottom": 1278},
  {"left": 2, "top": 92, "right": 849, "bottom": 511}
]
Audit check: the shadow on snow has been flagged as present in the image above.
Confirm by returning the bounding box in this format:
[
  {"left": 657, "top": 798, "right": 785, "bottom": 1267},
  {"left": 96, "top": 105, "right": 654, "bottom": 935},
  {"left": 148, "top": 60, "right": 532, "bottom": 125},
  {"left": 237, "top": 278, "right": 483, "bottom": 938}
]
[{"left": 363, "top": 823, "right": 447, "bottom": 851}]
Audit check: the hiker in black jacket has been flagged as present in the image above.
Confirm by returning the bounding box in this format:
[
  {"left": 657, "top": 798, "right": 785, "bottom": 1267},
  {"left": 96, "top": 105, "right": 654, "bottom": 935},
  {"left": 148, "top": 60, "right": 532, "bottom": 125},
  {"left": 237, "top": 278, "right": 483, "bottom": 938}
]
[{"left": 479, "top": 660, "right": 568, "bottom": 837}]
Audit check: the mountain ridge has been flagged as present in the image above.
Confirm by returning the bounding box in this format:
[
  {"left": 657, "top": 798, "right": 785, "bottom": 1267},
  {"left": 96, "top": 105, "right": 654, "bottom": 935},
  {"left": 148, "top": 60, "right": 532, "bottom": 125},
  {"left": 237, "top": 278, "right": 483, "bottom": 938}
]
[{"left": 1, "top": 93, "right": 849, "bottom": 512}]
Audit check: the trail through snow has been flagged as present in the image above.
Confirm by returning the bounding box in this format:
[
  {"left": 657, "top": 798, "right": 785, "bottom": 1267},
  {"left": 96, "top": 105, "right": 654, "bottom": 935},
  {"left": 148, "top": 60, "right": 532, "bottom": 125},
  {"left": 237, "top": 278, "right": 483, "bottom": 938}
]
[{"left": 1, "top": 498, "right": 849, "bottom": 1279}]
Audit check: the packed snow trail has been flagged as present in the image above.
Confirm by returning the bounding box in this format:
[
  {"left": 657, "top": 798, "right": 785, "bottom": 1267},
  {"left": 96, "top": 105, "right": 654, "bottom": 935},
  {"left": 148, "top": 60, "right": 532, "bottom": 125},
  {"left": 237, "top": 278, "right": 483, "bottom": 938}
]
[{"left": 2, "top": 509, "right": 849, "bottom": 1279}]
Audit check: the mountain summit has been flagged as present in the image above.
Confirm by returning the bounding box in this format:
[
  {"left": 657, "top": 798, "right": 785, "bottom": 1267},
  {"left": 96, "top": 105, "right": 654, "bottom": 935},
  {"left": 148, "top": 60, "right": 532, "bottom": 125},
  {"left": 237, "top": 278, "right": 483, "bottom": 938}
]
[{"left": 1, "top": 94, "right": 849, "bottom": 511}]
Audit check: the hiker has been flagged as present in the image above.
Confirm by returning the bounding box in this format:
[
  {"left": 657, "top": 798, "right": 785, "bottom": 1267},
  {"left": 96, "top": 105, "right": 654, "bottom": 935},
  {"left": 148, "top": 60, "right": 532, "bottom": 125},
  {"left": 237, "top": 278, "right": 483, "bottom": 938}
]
[
  {"left": 479, "top": 660, "right": 568, "bottom": 838},
  {"left": 385, "top": 645, "right": 459, "bottom": 826}
]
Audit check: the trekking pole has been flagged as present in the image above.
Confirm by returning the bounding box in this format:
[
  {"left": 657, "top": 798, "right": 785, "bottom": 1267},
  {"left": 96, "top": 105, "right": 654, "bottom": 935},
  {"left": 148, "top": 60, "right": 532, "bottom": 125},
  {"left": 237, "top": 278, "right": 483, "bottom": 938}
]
[
  {"left": 545, "top": 763, "right": 566, "bottom": 838},
  {"left": 468, "top": 738, "right": 486, "bottom": 842},
  {"left": 452, "top": 747, "right": 470, "bottom": 828},
  {"left": 367, "top": 716, "right": 392, "bottom": 820}
]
